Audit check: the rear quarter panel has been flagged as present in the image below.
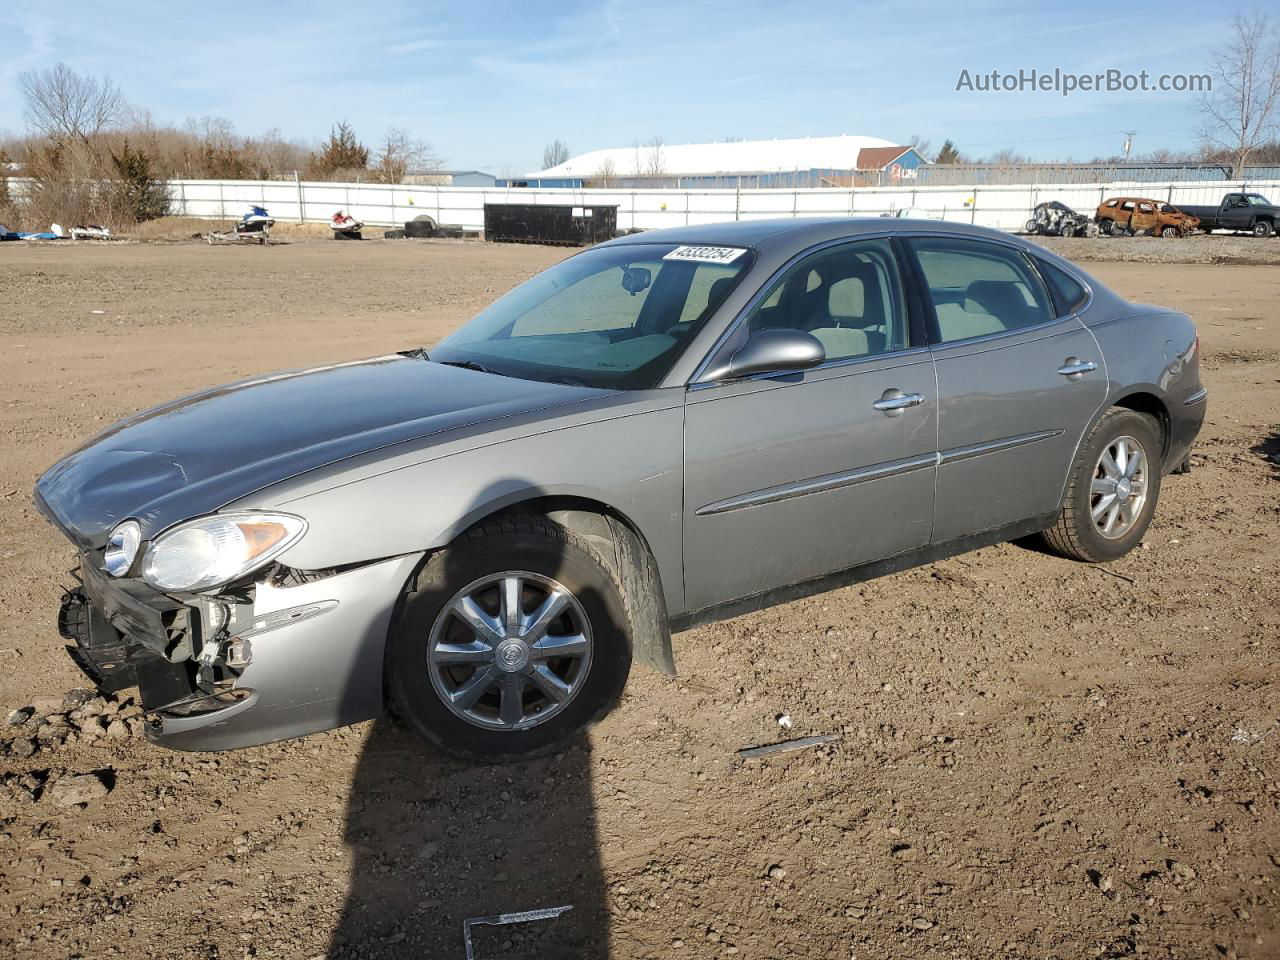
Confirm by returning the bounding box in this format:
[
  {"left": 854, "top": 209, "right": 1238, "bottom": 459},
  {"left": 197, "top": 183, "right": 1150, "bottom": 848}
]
[{"left": 1081, "top": 305, "right": 1203, "bottom": 468}]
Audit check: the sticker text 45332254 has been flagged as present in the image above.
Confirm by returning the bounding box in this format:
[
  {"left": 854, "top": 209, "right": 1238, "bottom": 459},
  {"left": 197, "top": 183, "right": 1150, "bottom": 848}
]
[{"left": 662, "top": 245, "right": 748, "bottom": 264}]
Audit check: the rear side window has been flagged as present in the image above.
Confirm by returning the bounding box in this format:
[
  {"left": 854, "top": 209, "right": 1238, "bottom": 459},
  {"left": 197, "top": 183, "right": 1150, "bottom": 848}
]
[
  {"left": 1036, "top": 259, "right": 1089, "bottom": 313},
  {"left": 909, "top": 238, "right": 1054, "bottom": 343}
]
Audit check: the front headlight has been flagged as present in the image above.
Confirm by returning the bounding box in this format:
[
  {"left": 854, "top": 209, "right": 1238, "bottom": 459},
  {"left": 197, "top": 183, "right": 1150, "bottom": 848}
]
[
  {"left": 142, "top": 512, "right": 307, "bottom": 593},
  {"left": 104, "top": 520, "right": 142, "bottom": 577}
]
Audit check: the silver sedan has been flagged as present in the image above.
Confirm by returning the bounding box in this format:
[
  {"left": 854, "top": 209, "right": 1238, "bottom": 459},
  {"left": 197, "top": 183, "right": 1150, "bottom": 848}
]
[{"left": 36, "top": 218, "right": 1206, "bottom": 758}]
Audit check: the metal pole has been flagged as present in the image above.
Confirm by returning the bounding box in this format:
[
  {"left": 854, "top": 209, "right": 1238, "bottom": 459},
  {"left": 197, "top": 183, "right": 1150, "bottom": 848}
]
[
  {"left": 218, "top": 181, "right": 225, "bottom": 220},
  {"left": 295, "top": 171, "right": 304, "bottom": 223}
]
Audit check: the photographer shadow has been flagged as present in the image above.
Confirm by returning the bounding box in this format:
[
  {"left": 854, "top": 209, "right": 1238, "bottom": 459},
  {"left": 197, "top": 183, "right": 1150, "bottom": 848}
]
[
  {"left": 329, "top": 484, "right": 617, "bottom": 958},
  {"left": 328, "top": 720, "right": 607, "bottom": 959}
]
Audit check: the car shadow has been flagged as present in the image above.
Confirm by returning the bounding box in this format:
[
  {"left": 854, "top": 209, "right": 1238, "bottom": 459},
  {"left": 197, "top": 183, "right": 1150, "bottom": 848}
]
[
  {"left": 329, "top": 482, "right": 616, "bottom": 958},
  {"left": 1250, "top": 432, "right": 1280, "bottom": 476}
]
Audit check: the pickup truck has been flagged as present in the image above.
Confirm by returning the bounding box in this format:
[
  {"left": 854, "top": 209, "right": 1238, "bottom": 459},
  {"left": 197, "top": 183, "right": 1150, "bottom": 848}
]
[{"left": 1180, "top": 193, "right": 1280, "bottom": 237}]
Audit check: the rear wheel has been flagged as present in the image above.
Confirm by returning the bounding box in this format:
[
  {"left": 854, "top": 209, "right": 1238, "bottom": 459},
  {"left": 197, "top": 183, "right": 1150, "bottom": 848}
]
[
  {"left": 1041, "top": 408, "right": 1163, "bottom": 562},
  {"left": 1024, "top": 219, "right": 1039, "bottom": 234},
  {"left": 386, "top": 516, "right": 633, "bottom": 760}
]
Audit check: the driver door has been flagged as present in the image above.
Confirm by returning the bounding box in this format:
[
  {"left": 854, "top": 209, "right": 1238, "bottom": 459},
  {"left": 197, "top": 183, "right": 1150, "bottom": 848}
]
[{"left": 682, "top": 238, "right": 937, "bottom": 612}]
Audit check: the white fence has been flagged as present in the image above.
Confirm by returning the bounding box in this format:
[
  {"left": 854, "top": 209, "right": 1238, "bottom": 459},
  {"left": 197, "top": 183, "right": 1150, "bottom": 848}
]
[{"left": 160, "top": 177, "right": 1280, "bottom": 234}]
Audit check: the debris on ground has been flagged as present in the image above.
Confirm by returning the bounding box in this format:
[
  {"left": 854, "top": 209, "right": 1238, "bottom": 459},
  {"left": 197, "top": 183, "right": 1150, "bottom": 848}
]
[
  {"left": 737, "top": 733, "right": 841, "bottom": 759},
  {"left": 462, "top": 906, "right": 573, "bottom": 960}
]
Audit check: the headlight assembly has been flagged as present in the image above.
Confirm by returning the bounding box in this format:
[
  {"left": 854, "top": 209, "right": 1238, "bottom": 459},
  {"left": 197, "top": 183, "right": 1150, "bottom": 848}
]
[
  {"left": 104, "top": 520, "right": 142, "bottom": 576},
  {"left": 142, "top": 512, "right": 307, "bottom": 593}
]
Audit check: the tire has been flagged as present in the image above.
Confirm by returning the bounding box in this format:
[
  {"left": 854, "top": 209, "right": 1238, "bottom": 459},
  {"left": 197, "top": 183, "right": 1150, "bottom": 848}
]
[
  {"left": 1060, "top": 223, "right": 1076, "bottom": 238},
  {"left": 386, "top": 515, "right": 633, "bottom": 760},
  {"left": 1098, "top": 220, "right": 1113, "bottom": 235},
  {"left": 1041, "top": 408, "right": 1163, "bottom": 562},
  {"left": 1024, "top": 220, "right": 1038, "bottom": 234},
  {"left": 1161, "top": 226, "right": 1178, "bottom": 238},
  {"left": 1253, "top": 220, "right": 1274, "bottom": 238}
]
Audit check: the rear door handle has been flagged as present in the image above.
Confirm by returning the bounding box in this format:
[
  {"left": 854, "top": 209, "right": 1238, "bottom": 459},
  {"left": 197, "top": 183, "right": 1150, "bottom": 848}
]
[
  {"left": 873, "top": 389, "right": 925, "bottom": 417},
  {"left": 1058, "top": 358, "right": 1098, "bottom": 380}
]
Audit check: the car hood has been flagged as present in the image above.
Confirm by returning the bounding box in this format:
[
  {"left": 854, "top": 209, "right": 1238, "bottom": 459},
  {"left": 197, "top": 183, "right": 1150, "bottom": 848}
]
[{"left": 36, "top": 354, "right": 601, "bottom": 548}]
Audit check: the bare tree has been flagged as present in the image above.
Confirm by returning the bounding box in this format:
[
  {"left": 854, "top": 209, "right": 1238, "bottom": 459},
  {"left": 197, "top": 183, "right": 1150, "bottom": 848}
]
[
  {"left": 375, "top": 127, "right": 438, "bottom": 183},
  {"left": 18, "top": 63, "right": 126, "bottom": 144},
  {"left": 983, "top": 147, "right": 1030, "bottom": 165},
  {"left": 542, "top": 139, "right": 570, "bottom": 169},
  {"left": 593, "top": 156, "right": 617, "bottom": 187},
  {"left": 644, "top": 136, "right": 665, "bottom": 176},
  {"left": 908, "top": 134, "right": 933, "bottom": 161},
  {"left": 1198, "top": 12, "right": 1280, "bottom": 177}
]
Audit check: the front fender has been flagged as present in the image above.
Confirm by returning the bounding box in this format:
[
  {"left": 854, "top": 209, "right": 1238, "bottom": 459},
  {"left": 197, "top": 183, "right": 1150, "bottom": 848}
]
[{"left": 233, "top": 405, "right": 688, "bottom": 615}]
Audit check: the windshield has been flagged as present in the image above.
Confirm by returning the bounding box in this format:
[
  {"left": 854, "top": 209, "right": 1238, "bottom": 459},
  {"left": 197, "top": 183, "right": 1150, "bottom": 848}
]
[
  {"left": 430, "top": 243, "right": 754, "bottom": 389},
  {"left": 1244, "top": 194, "right": 1272, "bottom": 206}
]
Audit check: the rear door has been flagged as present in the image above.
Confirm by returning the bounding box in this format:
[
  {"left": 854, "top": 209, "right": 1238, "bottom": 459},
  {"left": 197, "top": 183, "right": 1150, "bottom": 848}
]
[
  {"left": 905, "top": 236, "right": 1106, "bottom": 543},
  {"left": 1132, "top": 201, "right": 1158, "bottom": 234},
  {"left": 682, "top": 238, "right": 936, "bottom": 611}
]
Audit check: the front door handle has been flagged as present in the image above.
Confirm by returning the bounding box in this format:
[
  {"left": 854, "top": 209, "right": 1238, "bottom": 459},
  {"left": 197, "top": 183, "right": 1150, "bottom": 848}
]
[
  {"left": 873, "top": 388, "right": 925, "bottom": 417},
  {"left": 1058, "top": 358, "right": 1098, "bottom": 380}
]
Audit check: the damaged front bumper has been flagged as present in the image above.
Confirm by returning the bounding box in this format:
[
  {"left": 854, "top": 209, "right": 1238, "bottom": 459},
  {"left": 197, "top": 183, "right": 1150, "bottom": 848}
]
[{"left": 59, "top": 551, "right": 423, "bottom": 751}]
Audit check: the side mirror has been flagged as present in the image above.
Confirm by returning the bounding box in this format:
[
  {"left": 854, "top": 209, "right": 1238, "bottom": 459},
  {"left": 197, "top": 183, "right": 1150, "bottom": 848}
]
[{"left": 703, "top": 328, "right": 826, "bottom": 381}]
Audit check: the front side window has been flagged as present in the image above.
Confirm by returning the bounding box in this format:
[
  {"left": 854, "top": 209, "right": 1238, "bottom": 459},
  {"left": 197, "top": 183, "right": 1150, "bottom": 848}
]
[
  {"left": 909, "top": 238, "right": 1054, "bottom": 342},
  {"left": 743, "top": 238, "right": 909, "bottom": 362},
  {"left": 431, "top": 243, "right": 753, "bottom": 389}
]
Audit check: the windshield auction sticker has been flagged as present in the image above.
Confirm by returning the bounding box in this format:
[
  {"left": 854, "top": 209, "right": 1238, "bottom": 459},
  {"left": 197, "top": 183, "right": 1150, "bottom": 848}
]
[{"left": 663, "top": 245, "right": 747, "bottom": 263}]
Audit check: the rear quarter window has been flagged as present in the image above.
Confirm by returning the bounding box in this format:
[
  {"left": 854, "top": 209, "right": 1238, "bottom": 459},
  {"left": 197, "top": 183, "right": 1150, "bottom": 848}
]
[{"left": 1036, "top": 259, "right": 1089, "bottom": 313}]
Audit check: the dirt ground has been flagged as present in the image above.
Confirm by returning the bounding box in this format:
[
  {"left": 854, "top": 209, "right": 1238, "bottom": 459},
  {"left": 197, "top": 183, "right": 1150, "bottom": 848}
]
[{"left": 0, "top": 236, "right": 1277, "bottom": 960}]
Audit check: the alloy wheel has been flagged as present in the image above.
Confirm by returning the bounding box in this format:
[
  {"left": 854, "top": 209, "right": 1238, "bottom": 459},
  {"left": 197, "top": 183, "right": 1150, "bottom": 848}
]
[
  {"left": 1090, "top": 435, "right": 1149, "bottom": 539},
  {"left": 427, "top": 571, "right": 593, "bottom": 731}
]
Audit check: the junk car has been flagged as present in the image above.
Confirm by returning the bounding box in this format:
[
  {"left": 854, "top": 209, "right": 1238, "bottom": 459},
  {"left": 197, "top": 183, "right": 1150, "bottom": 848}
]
[{"left": 1095, "top": 197, "right": 1199, "bottom": 237}]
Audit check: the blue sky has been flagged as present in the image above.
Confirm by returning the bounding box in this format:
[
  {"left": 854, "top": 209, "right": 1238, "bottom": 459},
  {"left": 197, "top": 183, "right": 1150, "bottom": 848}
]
[{"left": 0, "top": 0, "right": 1231, "bottom": 174}]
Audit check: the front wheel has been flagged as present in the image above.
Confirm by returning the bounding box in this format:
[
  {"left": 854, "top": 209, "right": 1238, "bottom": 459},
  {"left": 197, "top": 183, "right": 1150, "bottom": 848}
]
[
  {"left": 1253, "top": 220, "right": 1274, "bottom": 238},
  {"left": 386, "top": 516, "right": 633, "bottom": 760},
  {"left": 1041, "top": 408, "right": 1163, "bottom": 562},
  {"left": 1161, "top": 225, "right": 1179, "bottom": 238}
]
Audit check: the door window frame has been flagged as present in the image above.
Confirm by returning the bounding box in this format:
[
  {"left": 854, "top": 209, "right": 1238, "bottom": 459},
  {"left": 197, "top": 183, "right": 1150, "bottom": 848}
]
[{"left": 690, "top": 234, "right": 930, "bottom": 386}]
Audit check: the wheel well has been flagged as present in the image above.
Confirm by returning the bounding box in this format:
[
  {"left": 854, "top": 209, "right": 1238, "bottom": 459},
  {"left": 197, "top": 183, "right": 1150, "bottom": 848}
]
[
  {"left": 1112, "top": 393, "right": 1170, "bottom": 458},
  {"left": 462, "top": 496, "right": 676, "bottom": 677}
]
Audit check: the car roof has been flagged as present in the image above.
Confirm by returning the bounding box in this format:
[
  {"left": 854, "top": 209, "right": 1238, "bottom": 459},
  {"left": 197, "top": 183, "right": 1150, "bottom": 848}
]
[{"left": 599, "top": 217, "right": 1024, "bottom": 252}]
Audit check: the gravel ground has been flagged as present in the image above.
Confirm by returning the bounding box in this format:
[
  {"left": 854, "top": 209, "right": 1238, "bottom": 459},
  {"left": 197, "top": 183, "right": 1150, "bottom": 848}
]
[
  {"left": 0, "top": 237, "right": 1276, "bottom": 960},
  {"left": 1032, "top": 232, "right": 1280, "bottom": 266}
]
